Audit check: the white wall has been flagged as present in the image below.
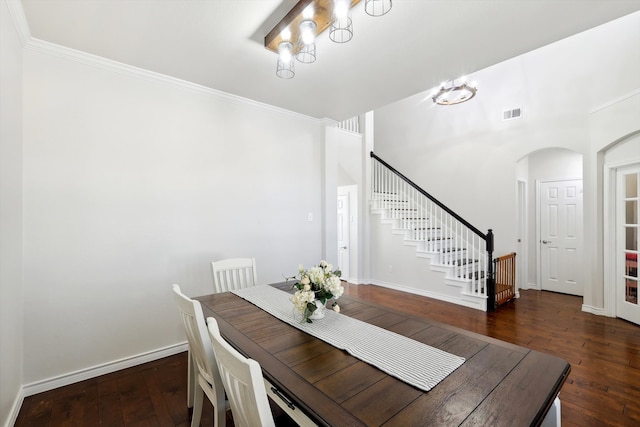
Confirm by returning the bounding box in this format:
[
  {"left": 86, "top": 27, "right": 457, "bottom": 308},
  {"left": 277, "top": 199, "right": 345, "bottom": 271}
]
[
  {"left": 21, "top": 45, "right": 325, "bottom": 387},
  {"left": 371, "top": 12, "right": 640, "bottom": 307},
  {"left": 0, "top": 0, "right": 24, "bottom": 424}
]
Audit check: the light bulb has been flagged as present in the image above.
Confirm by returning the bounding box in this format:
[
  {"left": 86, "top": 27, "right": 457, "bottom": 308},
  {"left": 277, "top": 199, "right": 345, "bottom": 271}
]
[
  {"left": 280, "top": 28, "right": 291, "bottom": 41},
  {"left": 276, "top": 41, "right": 295, "bottom": 79},
  {"left": 302, "top": 4, "right": 314, "bottom": 19},
  {"left": 299, "top": 19, "right": 316, "bottom": 46},
  {"left": 278, "top": 41, "right": 293, "bottom": 63},
  {"left": 334, "top": 0, "right": 349, "bottom": 19}
]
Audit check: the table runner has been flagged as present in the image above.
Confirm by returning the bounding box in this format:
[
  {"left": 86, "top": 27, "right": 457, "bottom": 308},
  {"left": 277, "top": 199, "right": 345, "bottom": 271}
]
[{"left": 231, "top": 285, "right": 465, "bottom": 392}]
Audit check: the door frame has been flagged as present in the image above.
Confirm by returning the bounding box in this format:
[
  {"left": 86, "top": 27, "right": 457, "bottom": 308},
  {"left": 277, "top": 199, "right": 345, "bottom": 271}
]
[
  {"left": 516, "top": 179, "right": 526, "bottom": 296},
  {"left": 603, "top": 160, "right": 640, "bottom": 317},
  {"left": 536, "top": 177, "right": 583, "bottom": 295},
  {"left": 338, "top": 185, "right": 358, "bottom": 283}
]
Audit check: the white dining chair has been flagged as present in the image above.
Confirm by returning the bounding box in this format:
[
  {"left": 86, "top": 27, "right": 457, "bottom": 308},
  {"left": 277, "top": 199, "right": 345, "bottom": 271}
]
[
  {"left": 211, "top": 257, "right": 258, "bottom": 293},
  {"left": 172, "top": 285, "right": 227, "bottom": 427},
  {"left": 206, "top": 317, "right": 276, "bottom": 427}
]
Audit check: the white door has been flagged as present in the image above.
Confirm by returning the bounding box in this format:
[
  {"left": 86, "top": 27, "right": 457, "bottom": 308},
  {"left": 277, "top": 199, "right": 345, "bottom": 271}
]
[
  {"left": 616, "top": 167, "right": 639, "bottom": 324},
  {"left": 539, "top": 179, "right": 583, "bottom": 295},
  {"left": 337, "top": 193, "right": 350, "bottom": 279}
]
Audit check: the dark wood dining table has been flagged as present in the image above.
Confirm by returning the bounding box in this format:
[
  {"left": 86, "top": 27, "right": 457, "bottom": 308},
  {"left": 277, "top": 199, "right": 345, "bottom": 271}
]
[{"left": 197, "top": 283, "right": 570, "bottom": 426}]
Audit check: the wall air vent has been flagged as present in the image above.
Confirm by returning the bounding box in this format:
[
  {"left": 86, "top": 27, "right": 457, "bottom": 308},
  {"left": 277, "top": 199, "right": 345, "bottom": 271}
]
[{"left": 503, "top": 108, "right": 522, "bottom": 121}]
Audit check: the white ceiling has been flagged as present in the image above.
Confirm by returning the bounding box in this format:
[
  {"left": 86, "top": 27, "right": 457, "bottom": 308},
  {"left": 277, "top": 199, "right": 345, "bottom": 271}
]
[{"left": 20, "top": 0, "right": 640, "bottom": 120}]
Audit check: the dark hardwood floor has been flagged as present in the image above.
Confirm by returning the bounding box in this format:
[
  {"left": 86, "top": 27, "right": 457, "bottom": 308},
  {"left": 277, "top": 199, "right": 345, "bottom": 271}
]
[{"left": 15, "top": 284, "right": 640, "bottom": 426}]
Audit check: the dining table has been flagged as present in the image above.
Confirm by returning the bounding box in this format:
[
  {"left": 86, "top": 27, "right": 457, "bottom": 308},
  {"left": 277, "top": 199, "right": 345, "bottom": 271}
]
[{"left": 196, "top": 282, "right": 570, "bottom": 426}]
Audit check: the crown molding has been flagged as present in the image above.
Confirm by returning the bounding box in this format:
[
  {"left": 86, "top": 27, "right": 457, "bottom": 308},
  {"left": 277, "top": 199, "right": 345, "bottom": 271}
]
[
  {"left": 591, "top": 88, "right": 640, "bottom": 114},
  {"left": 5, "top": 0, "right": 320, "bottom": 124},
  {"left": 24, "top": 37, "right": 322, "bottom": 124},
  {"left": 4, "top": 0, "right": 327, "bottom": 124},
  {"left": 5, "top": 0, "right": 31, "bottom": 46}
]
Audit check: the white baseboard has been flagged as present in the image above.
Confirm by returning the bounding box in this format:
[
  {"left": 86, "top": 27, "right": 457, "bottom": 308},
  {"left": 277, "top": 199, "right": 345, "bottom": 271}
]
[
  {"left": 370, "top": 280, "right": 486, "bottom": 311},
  {"left": 4, "top": 387, "right": 25, "bottom": 427},
  {"left": 581, "top": 304, "right": 610, "bottom": 317},
  {"left": 22, "top": 342, "right": 188, "bottom": 397}
]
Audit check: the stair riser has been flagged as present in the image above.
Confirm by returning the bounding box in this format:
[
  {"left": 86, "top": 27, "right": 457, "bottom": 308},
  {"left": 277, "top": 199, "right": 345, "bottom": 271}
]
[
  {"left": 372, "top": 204, "right": 411, "bottom": 212},
  {"left": 386, "top": 211, "right": 423, "bottom": 220},
  {"left": 421, "top": 241, "right": 455, "bottom": 251},
  {"left": 438, "top": 251, "right": 468, "bottom": 263},
  {"left": 383, "top": 218, "right": 430, "bottom": 228},
  {"left": 411, "top": 229, "right": 443, "bottom": 239}
]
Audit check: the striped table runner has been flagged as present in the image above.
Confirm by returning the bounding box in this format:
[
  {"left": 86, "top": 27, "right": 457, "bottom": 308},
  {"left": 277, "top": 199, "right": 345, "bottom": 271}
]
[{"left": 232, "top": 285, "right": 464, "bottom": 392}]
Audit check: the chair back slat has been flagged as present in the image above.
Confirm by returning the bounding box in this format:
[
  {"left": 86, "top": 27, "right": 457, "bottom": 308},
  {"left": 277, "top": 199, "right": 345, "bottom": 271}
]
[{"left": 211, "top": 258, "right": 258, "bottom": 293}]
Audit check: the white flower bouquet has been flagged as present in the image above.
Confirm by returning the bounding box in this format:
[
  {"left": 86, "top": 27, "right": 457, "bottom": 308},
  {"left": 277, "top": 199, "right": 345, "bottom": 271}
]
[{"left": 290, "top": 260, "right": 344, "bottom": 323}]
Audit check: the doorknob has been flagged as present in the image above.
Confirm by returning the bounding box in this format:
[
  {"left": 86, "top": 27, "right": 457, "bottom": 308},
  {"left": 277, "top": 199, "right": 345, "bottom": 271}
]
[
  {"left": 542, "top": 240, "right": 552, "bottom": 244},
  {"left": 340, "top": 246, "right": 347, "bottom": 250}
]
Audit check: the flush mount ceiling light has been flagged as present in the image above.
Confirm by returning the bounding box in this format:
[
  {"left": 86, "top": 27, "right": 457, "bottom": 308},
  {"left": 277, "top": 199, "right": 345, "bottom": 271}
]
[
  {"left": 431, "top": 78, "right": 478, "bottom": 105},
  {"left": 265, "top": 0, "right": 392, "bottom": 79}
]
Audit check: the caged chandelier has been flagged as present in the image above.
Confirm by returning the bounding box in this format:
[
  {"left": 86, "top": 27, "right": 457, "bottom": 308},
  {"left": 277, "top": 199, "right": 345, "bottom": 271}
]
[{"left": 265, "top": 0, "right": 393, "bottom": 79}]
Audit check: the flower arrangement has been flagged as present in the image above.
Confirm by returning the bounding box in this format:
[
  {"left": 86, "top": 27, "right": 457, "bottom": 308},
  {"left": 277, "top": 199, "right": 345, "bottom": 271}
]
[{"left": 290, "top": 260, "right": 344, "bottom": 323}]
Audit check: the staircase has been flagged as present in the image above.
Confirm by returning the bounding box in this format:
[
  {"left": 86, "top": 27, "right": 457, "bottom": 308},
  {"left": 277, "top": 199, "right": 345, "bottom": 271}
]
[{"left": 370, "top": 152, "right": 496, "bottom": 311}]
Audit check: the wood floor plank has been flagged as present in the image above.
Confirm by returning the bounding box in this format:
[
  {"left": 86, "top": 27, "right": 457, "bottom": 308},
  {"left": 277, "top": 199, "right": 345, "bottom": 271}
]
[
  {"left": 48, "top": 380, "right": 99, "bottom": 426},
  {"left": 97, "top": 376, "right": 125, "bottom": 426},
  {"left": 118, "top": 371, "right": 158, "bottom": 425},
  {"left": 15, "top": 285, "right": 640, "bottom": 426},
  {"left": 141, "top": 365, "right": 177, "bottom": 427}
]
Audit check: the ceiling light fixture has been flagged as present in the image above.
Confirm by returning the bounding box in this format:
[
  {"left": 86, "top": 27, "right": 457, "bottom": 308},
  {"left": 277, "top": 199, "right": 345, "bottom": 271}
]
[
  {"left": 265, "top": 0, "right": 392, "bottom": 79},
  {"left": 276, "top": 41, "right": 295, "bottom": 79},
  {"left": 431, "top": 78, "right": 478, "bottom": 105},
  {"left": 365, "top": 0, "right": 392, "bottom": 17},
  {"left": 330, "top": 0, "right": 353, "bottom": 43},
  {"left": 296, "top": 19, "right": 317, "bottom": 63}
]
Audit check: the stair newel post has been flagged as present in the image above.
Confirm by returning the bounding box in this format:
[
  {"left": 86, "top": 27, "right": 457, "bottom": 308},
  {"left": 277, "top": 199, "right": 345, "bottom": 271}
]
[{"left": 486, "top": 229, "right": 496, "bottom": 311}]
